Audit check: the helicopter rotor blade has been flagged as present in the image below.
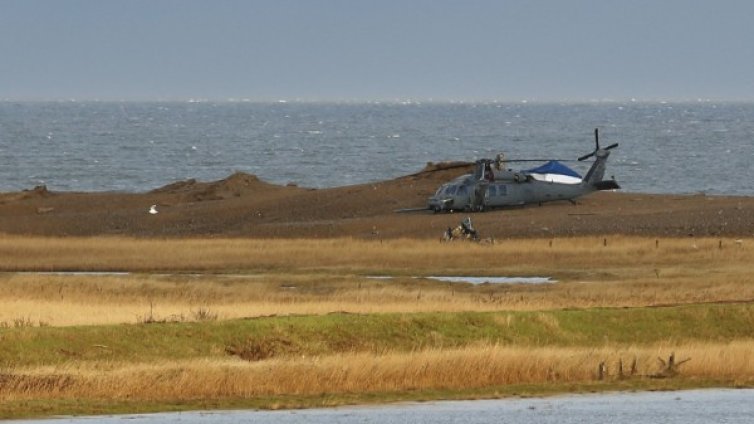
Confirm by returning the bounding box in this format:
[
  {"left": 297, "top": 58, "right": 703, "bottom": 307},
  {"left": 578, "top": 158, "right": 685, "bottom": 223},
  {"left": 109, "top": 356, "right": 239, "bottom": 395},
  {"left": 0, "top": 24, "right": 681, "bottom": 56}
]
[
  {"left": 578, "top": 128, "right": 619, "bottom": 161},
  {"left": 594, "top": 128, "right": 600, "bottom": 150},
  {"left": 503, "top": 158, "right": 581, "bottom": 163},
  {"left": 578, "top": 152, "right": 595, "bottom": 161},
  {"left": 578, "top": 128, "right": 600, "bottom": 161}
]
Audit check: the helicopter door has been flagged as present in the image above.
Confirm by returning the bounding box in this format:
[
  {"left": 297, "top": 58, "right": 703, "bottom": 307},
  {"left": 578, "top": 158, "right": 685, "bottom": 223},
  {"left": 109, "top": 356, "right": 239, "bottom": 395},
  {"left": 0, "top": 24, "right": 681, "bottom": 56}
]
[
  {"left": 457, "top": 185, "right": 469, "bottom": 208},
  {"left": 473, "top": 182, "right": 488, "bottom": 211},
  {"left": 487, "top": 185, "right": 497, "bottom": 199}
]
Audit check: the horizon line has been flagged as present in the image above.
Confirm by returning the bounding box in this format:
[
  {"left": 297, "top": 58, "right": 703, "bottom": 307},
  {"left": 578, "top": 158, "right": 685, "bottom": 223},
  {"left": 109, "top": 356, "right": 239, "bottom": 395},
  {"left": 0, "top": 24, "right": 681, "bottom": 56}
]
[{"left": 2, "top": 96, "right": 753, "bottom": 105}]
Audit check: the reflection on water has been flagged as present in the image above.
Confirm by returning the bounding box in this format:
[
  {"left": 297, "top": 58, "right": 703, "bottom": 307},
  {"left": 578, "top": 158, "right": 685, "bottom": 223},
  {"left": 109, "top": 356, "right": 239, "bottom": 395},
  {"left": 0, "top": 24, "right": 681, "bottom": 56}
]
[{"left": 11, "top": 389, "right": 754, "bottom": 423}]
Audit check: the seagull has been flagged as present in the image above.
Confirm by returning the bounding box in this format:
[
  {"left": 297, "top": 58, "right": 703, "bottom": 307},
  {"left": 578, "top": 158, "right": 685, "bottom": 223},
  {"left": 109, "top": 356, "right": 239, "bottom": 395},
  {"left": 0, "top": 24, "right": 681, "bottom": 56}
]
[{"left": 149, "top": 204, "right": 158, "bottom": 215}]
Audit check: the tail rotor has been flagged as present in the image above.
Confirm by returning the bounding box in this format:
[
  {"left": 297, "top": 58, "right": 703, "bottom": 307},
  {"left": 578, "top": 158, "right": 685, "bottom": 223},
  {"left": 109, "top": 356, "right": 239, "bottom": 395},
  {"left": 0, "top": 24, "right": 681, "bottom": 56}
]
[{"left": 578, "top": 128, "right": 619, "bottom": 161}]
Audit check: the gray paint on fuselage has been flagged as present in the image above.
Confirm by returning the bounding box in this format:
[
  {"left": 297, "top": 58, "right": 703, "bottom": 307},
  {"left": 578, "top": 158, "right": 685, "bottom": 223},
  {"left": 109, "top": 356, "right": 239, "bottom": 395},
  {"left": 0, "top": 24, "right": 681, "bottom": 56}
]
[
  {"left": 426, "top": 131, "right": 619, "bottom": 212},
  {"left": 443, "top": 176, "right": 594, "bottom": 209},
  {"left": 486, "top": 179, "right": 593, "bottom": 206}
]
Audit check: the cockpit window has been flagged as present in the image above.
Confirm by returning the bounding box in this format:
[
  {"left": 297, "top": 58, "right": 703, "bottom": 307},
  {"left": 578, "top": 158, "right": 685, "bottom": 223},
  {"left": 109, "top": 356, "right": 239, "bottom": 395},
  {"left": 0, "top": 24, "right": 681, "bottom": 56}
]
[{"left": 436, "top": 185, "right": 458, "bottom": 196}]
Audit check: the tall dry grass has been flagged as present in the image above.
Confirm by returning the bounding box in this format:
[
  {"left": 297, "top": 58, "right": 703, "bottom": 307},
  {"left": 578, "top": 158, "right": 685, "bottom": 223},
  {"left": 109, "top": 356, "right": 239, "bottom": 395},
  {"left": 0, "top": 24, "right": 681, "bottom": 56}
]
[
  {"left": 1, "top": 235, "right": 752, "bottom": 326},
  {"left": 3, "top": 341, "right": 753, "bottom": 402},
  {"left": 2, "top": 235, "right": 751, "bottom": 416},
  {"left": 0, "top": 235, "right": 751, "bottom": 276},
  {"left": 3, "top": 270, "right": 754, "bottom": 326}
]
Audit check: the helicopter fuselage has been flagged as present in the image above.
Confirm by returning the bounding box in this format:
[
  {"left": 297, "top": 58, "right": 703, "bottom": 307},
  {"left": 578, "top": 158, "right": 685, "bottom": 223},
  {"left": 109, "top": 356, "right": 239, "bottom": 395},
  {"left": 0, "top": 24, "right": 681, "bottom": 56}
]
[
  {"left": 424, "top": 129, "right": 621, "bottom": 213},
  {"left": 428, "top": 174, "right": 597, "bottom": 212},
  {"left": 427, "top": 141, "right": 620, "bottom": 212}
]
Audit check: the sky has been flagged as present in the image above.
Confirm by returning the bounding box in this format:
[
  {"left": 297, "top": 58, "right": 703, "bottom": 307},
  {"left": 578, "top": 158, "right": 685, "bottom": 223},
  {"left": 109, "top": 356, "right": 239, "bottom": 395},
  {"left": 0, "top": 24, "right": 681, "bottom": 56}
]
[{"left": 2, "top": 0, "right": 754, "bottom": 102}]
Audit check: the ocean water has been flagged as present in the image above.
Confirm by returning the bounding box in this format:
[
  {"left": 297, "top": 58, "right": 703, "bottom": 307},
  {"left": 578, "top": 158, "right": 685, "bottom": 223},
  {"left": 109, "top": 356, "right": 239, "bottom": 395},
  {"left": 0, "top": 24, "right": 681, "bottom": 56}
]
[{"left": 1, "top": 101, "right": 752, "bottom": 194}]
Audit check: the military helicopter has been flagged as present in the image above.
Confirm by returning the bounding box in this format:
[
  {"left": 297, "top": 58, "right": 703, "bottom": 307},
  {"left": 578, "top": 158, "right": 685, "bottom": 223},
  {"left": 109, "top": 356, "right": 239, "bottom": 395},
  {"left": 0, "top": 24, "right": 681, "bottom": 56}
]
[{"left": 426, "top": 128, "right": 620, "bottom": 212}]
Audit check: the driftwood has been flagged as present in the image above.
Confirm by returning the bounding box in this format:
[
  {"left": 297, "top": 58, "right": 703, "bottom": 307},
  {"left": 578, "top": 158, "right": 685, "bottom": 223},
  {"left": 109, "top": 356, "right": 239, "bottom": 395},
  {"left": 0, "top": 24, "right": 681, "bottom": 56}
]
[
  {"left": 596, "top": 354, "right": 687, "bottom": 381},
  {"left": 652, "top": 352, "right": 691, "bottom": 378}
]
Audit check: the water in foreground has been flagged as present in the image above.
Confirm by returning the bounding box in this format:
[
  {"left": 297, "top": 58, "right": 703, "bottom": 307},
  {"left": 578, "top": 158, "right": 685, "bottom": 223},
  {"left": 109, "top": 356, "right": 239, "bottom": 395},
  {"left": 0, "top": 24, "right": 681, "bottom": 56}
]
[{"left": 13, "top": 389, "right": 754, "bottom": 423}]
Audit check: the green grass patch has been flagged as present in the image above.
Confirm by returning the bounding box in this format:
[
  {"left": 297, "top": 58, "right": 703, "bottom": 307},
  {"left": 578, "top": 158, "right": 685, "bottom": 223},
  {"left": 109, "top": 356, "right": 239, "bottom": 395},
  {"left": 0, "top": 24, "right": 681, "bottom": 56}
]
[{"left": 3, "top": 303, "right": 754, "bottom": 367}]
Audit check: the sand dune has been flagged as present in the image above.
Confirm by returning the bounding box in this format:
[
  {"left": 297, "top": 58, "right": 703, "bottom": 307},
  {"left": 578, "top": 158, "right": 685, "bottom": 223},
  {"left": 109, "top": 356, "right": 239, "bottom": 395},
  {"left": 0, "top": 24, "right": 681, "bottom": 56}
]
[{"left": 1, "top": 164, "right": 753, "bottom": 239}]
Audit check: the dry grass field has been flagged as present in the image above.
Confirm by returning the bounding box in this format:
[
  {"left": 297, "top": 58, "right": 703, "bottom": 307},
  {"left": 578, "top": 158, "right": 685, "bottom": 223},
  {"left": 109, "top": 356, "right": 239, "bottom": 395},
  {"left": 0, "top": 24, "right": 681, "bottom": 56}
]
[
  {"left": 1, "top": 235, "right": 751, "bottom": 327},
  {"left": 5, "top": 342, "right": 754, "bottom": 404},
  {"left": 1, "top": 235, "right": 753, "bottom": 418},
  {"left": 1, "top": 234, "right": 751, "bottom": 275},
  {"left": 3, "top": 269, "right": 754, "bottom": 327}
]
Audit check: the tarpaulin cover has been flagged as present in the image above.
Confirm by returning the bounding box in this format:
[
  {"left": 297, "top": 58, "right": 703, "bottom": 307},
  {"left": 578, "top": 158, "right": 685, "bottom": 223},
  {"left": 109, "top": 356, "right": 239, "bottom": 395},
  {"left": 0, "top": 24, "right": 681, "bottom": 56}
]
[{"left": 526, "top": 160, "right": 582, "bottom": 178}]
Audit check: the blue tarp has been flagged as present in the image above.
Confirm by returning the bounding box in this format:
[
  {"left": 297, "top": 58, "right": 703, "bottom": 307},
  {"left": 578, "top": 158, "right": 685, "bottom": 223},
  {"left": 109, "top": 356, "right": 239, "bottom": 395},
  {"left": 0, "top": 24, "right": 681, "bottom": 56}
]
[{"left": 526, "top": 161, "right": 582, "bottom": 178}]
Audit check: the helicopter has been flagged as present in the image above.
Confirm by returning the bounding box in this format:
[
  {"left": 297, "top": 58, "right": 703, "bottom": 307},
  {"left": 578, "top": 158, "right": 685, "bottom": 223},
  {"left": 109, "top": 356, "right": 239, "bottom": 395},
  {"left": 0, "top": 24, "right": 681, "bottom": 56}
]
[{"left": 426, "top": 128, "right": 620, "bottom": 212}]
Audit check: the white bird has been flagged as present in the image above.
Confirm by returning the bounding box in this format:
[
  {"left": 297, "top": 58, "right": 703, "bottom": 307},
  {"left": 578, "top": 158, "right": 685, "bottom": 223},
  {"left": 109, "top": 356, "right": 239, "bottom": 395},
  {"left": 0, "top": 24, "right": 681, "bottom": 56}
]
[{"left": 149, "top": 204, "right": 158, "bottom": 215}]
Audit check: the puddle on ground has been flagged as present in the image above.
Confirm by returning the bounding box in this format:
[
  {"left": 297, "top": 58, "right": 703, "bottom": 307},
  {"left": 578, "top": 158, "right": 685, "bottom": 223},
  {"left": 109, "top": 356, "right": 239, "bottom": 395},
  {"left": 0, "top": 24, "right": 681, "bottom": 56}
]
[
  {"left": 3, "top": 272, "right": 264, "bottom": 278},
  {"left": 366, "top": 276, "right": 555, "bottom": 284},
  {"left": 7, "top": 273, "right": 554, "bottom": 285},
  {"left": 425, "top": 276, "right": 555, "bottom": 284},
  {"left": 12, "top": 271, "right": 132, "bottom": 276}
]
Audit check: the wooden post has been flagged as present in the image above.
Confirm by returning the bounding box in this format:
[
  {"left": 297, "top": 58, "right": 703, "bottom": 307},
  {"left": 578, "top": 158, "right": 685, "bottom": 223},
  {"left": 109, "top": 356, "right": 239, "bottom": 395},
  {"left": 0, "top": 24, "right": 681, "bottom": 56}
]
[
  {"left": 598, "top": 361, "right": 606, "bottom": 380},
  {"left": 618, "top": 358, "right": 624, "bottom": 379}
]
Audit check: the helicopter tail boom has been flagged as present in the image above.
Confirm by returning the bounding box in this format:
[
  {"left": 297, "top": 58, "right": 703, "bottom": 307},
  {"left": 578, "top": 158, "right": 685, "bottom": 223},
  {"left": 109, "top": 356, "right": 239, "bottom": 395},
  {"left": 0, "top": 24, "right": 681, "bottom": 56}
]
[
  {"left": 579, "top": 128, "right": 620, "bottom": 191},
  {"left": 582, "top": 149, "right": 619, "bottom": 190}
]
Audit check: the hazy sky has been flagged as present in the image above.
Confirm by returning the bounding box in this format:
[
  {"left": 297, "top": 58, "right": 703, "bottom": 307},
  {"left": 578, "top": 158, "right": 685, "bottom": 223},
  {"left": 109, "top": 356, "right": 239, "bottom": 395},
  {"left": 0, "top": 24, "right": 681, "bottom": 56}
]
[{"left": 2, "top": 0, "right": 753, "bottom": 101}]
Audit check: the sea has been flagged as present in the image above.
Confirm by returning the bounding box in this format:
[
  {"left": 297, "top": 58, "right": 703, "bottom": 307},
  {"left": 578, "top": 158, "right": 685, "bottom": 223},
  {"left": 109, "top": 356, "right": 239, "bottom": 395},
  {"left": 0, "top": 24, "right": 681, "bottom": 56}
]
[{"left": 1, "top": 101, "right": 752, "bottom": 195}]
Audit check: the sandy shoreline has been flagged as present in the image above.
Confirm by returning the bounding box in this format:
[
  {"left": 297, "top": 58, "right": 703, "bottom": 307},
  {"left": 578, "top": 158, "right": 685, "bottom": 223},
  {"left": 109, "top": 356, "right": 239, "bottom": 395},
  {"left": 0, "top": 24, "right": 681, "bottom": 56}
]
[{"left": 1, "top": 164, "right": 753, "bottom": 239}]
